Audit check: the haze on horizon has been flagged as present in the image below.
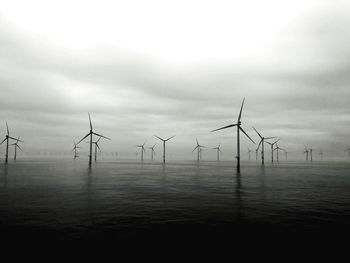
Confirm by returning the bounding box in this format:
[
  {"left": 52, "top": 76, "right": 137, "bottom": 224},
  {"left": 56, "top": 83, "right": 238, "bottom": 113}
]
[{"left": 0, "top": 0, "right": 349, "bottom": 161}]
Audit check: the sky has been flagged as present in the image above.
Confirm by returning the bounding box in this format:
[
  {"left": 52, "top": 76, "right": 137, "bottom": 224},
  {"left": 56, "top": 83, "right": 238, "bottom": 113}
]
[{"left": 0, "top": 0, "right": 349, "bottom": 161}]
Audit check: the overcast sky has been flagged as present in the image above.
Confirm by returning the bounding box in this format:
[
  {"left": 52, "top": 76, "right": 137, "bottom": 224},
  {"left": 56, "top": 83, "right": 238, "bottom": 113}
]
[{"left": 0, "top": 0, "right": 349, "bottom": 160}]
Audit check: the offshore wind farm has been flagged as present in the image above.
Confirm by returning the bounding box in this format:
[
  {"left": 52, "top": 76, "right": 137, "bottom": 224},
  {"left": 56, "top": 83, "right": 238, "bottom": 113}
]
[{"left": 1, "top": 0, "right": 350, "bottom": 244}]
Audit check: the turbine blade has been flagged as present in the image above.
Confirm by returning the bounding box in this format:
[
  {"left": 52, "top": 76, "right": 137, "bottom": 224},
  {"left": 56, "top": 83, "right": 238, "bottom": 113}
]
[
  {"left": 0, "top": 137, "right": 7, "bottom": 145},
  {"left": 257, "top": 139, "right": 262, "bottom": 150},
  {"left": 9, "top": 136, "right": 22, "bottom": 142},
  {"left": 237, "top": 98, "right": 245, "bottom": 122},
  {"left": 196, "top": 137, "right": 199, "bottom": 145},
  {"left": 143, "top": 140, "right": 147, "bottom": 146},
  {"left": 77, "top": 132, "right": 91, "bottom": 144},
  {"left": 6, "top": 122, "right": 9, "bottom": 135},
  {"left": 88, "top": 113, "right": 92, "bottom": 130},
  {"left": 211, "top": 124, "right": 237, "bottom": 132},
  {"left": 97, "top": 136, "right": 102, "bottom": 143},
  {"left": 165, "top": 135, "right": 176, "bottom": 141},
  {"left": 252, "top": 127, "right": 263, "bottom": 139},
  {"left": 264, "top": 137, "right": 277, "bottom": 140},
  {"left": 273, "top": 139, "right": 280, "bottom": 144},
  {"left": 96, "top": 143, "right": 101, "bottom": 152},
  {"left": 192, "top": 145, "right": 199, "bottom": 152},
  {"left": 154, "top": 135, "right": 164, "bottom": 141},
  {"left": 93, "top": 132, "right": 111, "bottom": 140},
  {"left": 239, "top": 127, "right": 255, "bottom": 144},
  {"left": 17, "top": 145, "right": 23, "bottom": 151}
]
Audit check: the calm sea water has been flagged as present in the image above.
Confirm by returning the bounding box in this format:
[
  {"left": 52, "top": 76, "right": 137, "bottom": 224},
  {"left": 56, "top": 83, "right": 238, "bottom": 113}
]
[{"left": 0, "top": 159, "right": 349, "bottom": 242}]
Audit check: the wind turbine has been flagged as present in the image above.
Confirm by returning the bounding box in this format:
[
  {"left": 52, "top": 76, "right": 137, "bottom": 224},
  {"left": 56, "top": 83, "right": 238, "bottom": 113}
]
[
  {"left": 154, "top": 135, "right": 175, "bottom": 163},
  {"left": 319, "top": 150, "right": 323, "bottom": 161},
  {"left": 247, "top": 148, "right": 252, "bottom": 161},
  {"left": 211, "top": 98, "right": 255, "bottom": 171},
  {"left": 10, "top": 136, "right": 23, "bottom": 161},
  {"left": 91, "top": 136, "right": 103, "bottom": 161},
  {"left": 136, "top": 141, "right": 147, "bottom": 161},
  {"left": 212, "top": 144, "right": 222, "bottom": 161},
  {"left": 192, "top": 138, "right": 206, "bottom": 162},
  {"left": 0, "top": 123, "right": 22, "bottom": 163},
  {"left": 309, "top": 148, "right": 313, "bottom": 162},
  {"left": 253, "top": 127, "right": 276, "bottom": 165},
  {"left": 284, "top": 150, "right": 288, "bottom": 161},
  {"left": 77, "top": 113, "right": 111, "bottom": 166},
  {"left": 72, "top": 141, "right": 80, "bottom": 159},
  {"left": 148, "top": 144, "right": 156, "bottom": 161},
  {"left": 273, "top": 143, "right": 284, "bottom": 162},
  {"left": 304, "top": 147, "right": 309, "bottom": 161},
  {"left": 265, "top": 139, "right": 280, "bottom": 163}
]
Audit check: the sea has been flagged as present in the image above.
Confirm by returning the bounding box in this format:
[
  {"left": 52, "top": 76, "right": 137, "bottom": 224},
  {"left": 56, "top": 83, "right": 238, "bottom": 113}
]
[{"left": 0, "top": 158, "right": 349, "bottom": 245}]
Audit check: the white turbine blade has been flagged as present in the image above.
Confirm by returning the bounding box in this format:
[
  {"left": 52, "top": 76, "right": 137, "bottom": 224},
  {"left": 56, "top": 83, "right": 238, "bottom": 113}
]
[
  {"left": 88, "top": 113, "right": 92, "bottom": 130},
  {"left": 240, "top": 127, "right": 255, "bottom": 144},
  {"left": 237, "top": 98, "right": 245, "bottom": 122},
  {"left": 154, "top": 135, "right": 164, "bottom": 141},
  {"left": 9, "top": 136, "right": 22, "bottom": 142},
  {"left": 93, "top": 132, "right": 111, "bottom": 140},
  {"left": 211, "top": 124, "right": 237, "bottom": 132},
  {"left": 257, "top": 139, "right": 262, "bottom": 150},
  {"left": 166, "top": 135, "right": 176, "bottom": 141},
  {"left": 273, "top": 139, "right": 280, "bottom": 144},
  {"left": 77, "top": 132, "right": 91, "bottom": 144},
  {"left": 252, "top": 127, "right": 263, "bottom": 139},
  {"left": 96, "top": 143, "right": 101, "bottom": 152},
  {"left": 0, "top": 137, "right": 7, "bottom": 145}
]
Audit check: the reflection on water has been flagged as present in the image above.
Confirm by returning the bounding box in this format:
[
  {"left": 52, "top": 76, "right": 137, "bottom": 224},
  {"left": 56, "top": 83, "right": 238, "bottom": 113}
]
[{"left": 0, "top": 160, "right": 349, "bottom": 240}]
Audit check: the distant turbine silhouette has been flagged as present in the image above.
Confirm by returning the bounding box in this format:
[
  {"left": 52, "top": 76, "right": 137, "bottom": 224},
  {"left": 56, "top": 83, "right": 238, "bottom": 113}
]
[
  {"left": 255, "top": 148, "right": 258, "bottom": 161},
  {"left": 304, "top": 147, "right": 309, "bottom": 161},
  {"left": 77, "top": 113, "right": 111, "bottom": 166},
  {"left": 136, "top": 141, "right": 147, "bottom": 161},
  {"left": 265, "top": 139, "right": 280, "bottom": 163},
  {"left": 192, "top": 138, "right": 206, "bottom": 161},
  {"left": 72, "top": 141, "right": 80, "bottom": 159},
  {"left": 310, "top": 148, "right": 313, "bottom": 162},
  {"left": 10, "top": 136, "right": 23, "bottom": 161},
  {"left": 0, "top": 123, "right": 22, "bottom": 163},
  {"left": 247, "top": 148, "right": 252, "bottom": 160},
  {"left": 319, "top": 150, "right": 323, "bottom": 161},
  {"left": 212, "top": 144, "right": 222, "bottom": 161},
  {"left": 211, "top": 98, "right": 255, "bottom": 171},
  {"left": 148, "top": 144, "right": 156, "bottom": 161},
  {"left": 154, "top": 135, "right": 175, "bottom": 163},
  {"left": 253, "top": 127, "right": 276, "bottom": 165},
  {"left": 284, "top": 150, "right": 288, "bottom": 161},
  {"left": 91, "top": 136, "right": 104, "bottom": 161},
  {"left": 273, "top": 143, "right": 284, "bottom": 162}
]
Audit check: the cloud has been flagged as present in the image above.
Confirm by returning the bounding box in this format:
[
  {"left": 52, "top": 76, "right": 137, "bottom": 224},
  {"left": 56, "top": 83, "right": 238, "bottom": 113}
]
[{"left": 0, "top": 1, "right": 349, "bottom": 160}]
